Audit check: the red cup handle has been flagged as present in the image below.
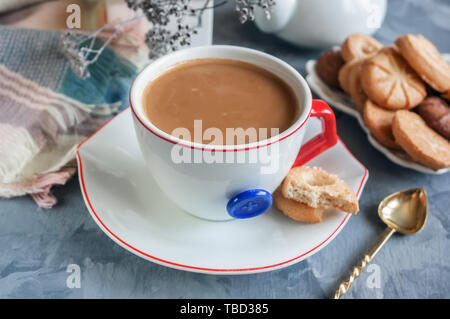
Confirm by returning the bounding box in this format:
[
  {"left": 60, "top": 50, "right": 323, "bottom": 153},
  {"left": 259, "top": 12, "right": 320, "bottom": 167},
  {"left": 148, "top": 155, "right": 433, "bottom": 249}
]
[{"left": 293, "top": 100, "right": 338, "bottom": 168}]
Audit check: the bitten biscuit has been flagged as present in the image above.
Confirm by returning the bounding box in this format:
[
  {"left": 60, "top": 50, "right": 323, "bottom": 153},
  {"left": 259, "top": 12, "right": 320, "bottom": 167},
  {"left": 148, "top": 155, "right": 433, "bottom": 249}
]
[
  {"left": 395, "top": 34, "right": 450, "bottom": 93},
  {"left": 281, "top": 166, "right": 359, "bottom": 214},
  {"left": 363, "top": 100, "right": 401, "bottom": 149},
  {"left": 361, "top": 47, "right": 427, "bottom": 109},
  {"left": 315, "top": 49, "right": 345, "bottom": 89},
  {"left": 273, "top": 188, "right": 325, "bottom": 223},
  {"left": 392, "top": 110, "right": 450, "bottom": 170},
  {"left": 341, "top": 33, "right": 383, "bottom": 62},
  {"left": 348, "top": 59, "right": 368, "bottom": 111},
  {"left": 416, "top": 97, "right": 450, "bottom": 139}
]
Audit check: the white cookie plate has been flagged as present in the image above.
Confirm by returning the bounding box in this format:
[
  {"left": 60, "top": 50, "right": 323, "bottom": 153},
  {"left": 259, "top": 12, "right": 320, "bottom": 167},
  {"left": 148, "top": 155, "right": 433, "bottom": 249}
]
[{"left": 306, "top": 54, "right": 450, "bottom": 175}]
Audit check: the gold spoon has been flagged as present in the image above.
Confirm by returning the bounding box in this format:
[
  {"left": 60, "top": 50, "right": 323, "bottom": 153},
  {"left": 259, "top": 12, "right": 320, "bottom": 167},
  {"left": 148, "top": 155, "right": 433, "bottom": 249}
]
[{"left": 334, "top": 188, "right": 428, "bottom": 299}]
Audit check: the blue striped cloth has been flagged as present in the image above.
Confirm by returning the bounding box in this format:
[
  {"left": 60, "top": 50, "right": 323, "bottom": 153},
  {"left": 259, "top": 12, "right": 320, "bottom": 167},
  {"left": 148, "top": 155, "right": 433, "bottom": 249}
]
[
  {"left": 0, "top": 26, "right": 137, "bottom": 207},
  {"left": 0, "top": 26, "right": 136, "bottom": 110}
]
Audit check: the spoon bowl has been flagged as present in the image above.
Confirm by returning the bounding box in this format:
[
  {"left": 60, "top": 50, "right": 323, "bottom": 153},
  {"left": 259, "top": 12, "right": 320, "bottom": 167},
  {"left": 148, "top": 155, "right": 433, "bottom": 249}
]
[{"left": 378, "top": 188, "right": 428, "bottom": 235}]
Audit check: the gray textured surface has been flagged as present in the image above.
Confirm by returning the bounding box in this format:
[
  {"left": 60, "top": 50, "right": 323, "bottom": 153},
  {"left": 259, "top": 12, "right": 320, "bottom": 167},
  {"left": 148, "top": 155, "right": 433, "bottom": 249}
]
[{"left": 0, "top": 0, "right": 449, "bottom": 299}]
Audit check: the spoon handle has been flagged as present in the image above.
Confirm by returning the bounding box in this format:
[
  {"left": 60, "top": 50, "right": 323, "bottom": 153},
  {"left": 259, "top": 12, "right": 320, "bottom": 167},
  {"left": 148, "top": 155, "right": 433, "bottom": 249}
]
[{"left": 334, "top": 227, "right": 395, "bottom": 299}]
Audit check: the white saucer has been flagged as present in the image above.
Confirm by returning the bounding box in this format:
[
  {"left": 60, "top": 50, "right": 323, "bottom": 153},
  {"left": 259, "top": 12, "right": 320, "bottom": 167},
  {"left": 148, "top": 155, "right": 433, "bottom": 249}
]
[
  {"left": 76, "top": 108, "right": 368, "bottom": 274},
  {"left": 305, "top": 54, "right": 450, "bottom": 175}
]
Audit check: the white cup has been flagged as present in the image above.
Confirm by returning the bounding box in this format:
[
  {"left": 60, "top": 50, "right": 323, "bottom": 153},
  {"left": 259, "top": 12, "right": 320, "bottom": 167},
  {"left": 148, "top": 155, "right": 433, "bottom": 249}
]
[{"left": 130, "top": 45, "right": 337, "bottom": 221}]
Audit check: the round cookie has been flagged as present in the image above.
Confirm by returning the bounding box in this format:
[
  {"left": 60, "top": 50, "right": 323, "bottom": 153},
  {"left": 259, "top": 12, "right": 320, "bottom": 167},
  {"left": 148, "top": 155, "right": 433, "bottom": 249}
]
[
  {"left": 392, "top": 110, "right": 450, "bottom": 170},
  {"left": 338, "top": 59, "right": 358, "bottom": 94},
  {"left": 273, "top": 188, "right": 325, "bottom": 223},
  {"left": 361, "top": 47, "right": 427, "bottom": 109},
  {"left": 416, "top": 97, "right": 450, "bottom": 139},
  {"left": 363, "top": 100, "right": 401, "bottom": 149},
  {"left": 395, "top": 34, "right": 450, "bottom": 93},
  {"left": 341, "top": 33, "right": 383, "bottom": 62},
  {"left": 315, "top": 49, "right": 345, "bottom": 89},
  {"left": 348, "top": 59, "right": 368, "bottom": 111}
]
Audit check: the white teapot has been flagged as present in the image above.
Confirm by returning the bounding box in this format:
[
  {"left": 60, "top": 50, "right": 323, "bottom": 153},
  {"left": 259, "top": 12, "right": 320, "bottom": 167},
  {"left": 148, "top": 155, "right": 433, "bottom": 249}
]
[{"left": 254, "top": 0, "right": 387, "bottom": 48}]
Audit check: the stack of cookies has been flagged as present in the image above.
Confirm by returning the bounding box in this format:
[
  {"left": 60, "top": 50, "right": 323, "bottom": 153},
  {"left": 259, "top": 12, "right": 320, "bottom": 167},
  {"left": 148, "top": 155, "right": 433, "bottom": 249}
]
[
  {"left": 273, "top": 166, "right": 358, "bottom": 223},
  {"left": 315, "top": 33, "right": 450, "bottom": 170}
]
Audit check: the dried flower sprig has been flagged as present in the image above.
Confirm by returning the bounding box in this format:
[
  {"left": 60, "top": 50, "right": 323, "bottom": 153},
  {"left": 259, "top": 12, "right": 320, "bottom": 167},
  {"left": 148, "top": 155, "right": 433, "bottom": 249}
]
[
  {"left": 235, "top": 0, "right": 276, "bottom": 23},
  {"left": 125, "top": 0, "right": 226, "bottom": 59},
  {"left": 59, "top": 0, "right": 275, "bottom": 78},
  {"left": 128, "top": 0, "right": 199, "bottom": 59}
]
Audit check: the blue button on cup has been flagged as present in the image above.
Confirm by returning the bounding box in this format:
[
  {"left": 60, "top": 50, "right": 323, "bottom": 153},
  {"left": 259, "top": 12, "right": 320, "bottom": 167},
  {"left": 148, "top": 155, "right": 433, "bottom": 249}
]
[{"left": 226, "top": 189, "right": 273, "bottom": 219}]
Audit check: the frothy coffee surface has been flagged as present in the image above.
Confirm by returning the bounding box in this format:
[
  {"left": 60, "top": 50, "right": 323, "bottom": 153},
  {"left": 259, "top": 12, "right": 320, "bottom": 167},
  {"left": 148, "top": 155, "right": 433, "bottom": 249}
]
[{"left": 142, "top": 58, "right": 298, "bottom": 145}]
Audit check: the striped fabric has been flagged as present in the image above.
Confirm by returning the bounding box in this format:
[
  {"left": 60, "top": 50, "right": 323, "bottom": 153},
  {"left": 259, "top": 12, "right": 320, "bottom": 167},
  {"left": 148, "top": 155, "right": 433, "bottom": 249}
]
[{"left": 0, "top": 26, "right": 136, "bottom": 208}]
